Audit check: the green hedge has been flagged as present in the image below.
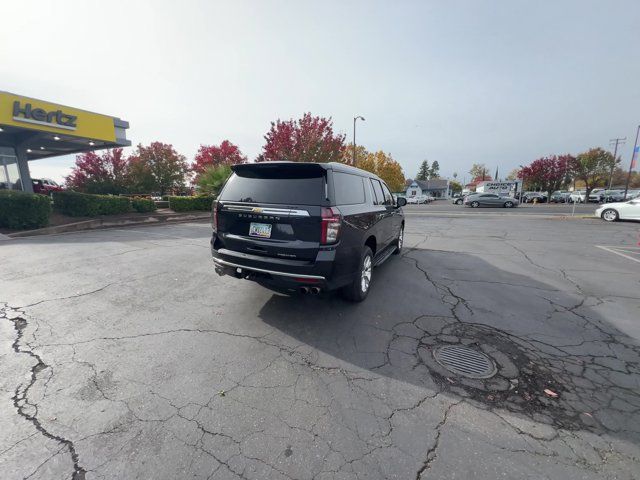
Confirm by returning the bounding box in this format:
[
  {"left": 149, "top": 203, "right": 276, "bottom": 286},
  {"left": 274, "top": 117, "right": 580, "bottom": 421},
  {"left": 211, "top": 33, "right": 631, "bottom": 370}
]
[
  {"left": 131, "top": 197, "right": 157, "bottom": 213},
  {"left": 0, "top": 190, "right": 51, "bottom": 230},
  {"left": 168, "top": 195, "right": 214, "bottom": 212},
  {"left": 52, "top": 191, "right": 132, "bottom": 217}
]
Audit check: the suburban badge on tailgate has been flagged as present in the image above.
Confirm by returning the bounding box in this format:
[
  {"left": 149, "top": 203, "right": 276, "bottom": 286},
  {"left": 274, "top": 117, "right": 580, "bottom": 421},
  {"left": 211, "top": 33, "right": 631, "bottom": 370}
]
[{"left": 238, "top": 214, "right": 280, "bottom": 220}]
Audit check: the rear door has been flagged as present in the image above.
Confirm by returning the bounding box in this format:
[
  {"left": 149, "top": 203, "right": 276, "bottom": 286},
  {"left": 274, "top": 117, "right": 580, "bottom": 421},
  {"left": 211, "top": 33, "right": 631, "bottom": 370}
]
[
  {"left": 369, "top": 178, "right": 394, "bottom": 249},
  {"left": 217, "top": 163, "right": 327, "bottom": 261},
  {"left": 380, "top": 181, "right": 402, "bottom": 239}
]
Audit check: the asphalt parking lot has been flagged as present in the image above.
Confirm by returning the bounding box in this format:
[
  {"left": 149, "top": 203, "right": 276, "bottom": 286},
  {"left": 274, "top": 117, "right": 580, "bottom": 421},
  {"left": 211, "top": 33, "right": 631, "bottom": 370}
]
[{"left": 1, "top": 211, "right": 639, "bottom": 479}]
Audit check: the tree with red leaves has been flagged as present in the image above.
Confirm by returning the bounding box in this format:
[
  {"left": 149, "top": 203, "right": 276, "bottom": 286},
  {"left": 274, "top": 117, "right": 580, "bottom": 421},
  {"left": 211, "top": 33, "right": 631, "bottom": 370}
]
[
  {"left": 66, "top": 148, "right": 129, "bottom": 194},
  {"left": 520, "top": 155, "right": 573, "bottom": 195},
  {"left": 192, "top": 140, "right": 247, "bottom": 177},
  {"left": 260, "top": 113, "right": 345, "bottom": 163}
]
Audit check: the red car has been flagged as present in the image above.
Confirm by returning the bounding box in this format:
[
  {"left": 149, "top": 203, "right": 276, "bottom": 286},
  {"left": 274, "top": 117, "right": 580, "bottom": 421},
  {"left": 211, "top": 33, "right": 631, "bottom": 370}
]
[{"left": 32, "top": 178, "right": 63, "bottom": 194}]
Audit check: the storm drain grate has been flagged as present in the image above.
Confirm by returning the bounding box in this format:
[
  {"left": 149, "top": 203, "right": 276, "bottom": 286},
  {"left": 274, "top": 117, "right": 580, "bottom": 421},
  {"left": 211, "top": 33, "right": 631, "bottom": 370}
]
[{"left": 433, "top": 345, "right": 497, "bottom": 379}]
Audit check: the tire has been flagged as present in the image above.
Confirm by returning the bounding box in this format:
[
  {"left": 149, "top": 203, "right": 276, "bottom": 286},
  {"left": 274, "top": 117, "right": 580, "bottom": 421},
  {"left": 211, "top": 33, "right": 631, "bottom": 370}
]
[
  {"left": 341, "top": 246, "right": 373, "bottom": 302},
  {"left": 393, "top": 226, "right": 404, "bottom": 255},
  {"left": 504, "top": 201, "right": 514, "bottom": 208},
  {"left": 470, "top": 201, "right": 480, "bottom": 208},
  {"left": 601, "top": 209, "right": 619, "bottom": 222}
]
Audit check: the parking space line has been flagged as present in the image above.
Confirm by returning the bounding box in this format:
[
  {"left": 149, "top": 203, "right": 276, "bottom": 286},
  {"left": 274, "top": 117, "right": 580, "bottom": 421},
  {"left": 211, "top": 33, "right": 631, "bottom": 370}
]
[{"left": 595, "top": 245, "right": 640, "bottom": 264}]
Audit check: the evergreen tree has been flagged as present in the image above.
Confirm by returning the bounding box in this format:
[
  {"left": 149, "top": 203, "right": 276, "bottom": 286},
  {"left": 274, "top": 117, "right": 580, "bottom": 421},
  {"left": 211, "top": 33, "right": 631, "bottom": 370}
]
[
  {"left": 429, "top": 161, "right": 440, "bottom": 179},
  {"left": 416, "top": 160, "right": 429, "bottom": 180}
]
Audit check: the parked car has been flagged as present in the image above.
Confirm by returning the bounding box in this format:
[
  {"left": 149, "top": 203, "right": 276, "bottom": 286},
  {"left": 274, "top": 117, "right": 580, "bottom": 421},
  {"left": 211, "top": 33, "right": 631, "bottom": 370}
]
[
  {"left": 626, "top": 189, "right": 640, "bottom": 200},
  {"left": 406, "top": 194, "right": 432, "bottom": 204},
  {"left": 210, "top": 162, "right": 405, "bottom": 302},
  {"left": 595, "top": 198, "right": 640, "bottom": 222},
  {"left": 31, "top": 178, "right": 63, "bottom": 195},
  {"left": 463, "top": 193, "right": 518, "bottom": 208},
  {"left": 602, "top": 190, "right": 626, "bottom": 203},
  {"left": 452, "top": 192, "right": 473, "bottom": 205},
  {"left": 522, "top": 191, "right": 548, "bottom": 203},
  {"left": 550, "top": 191, "right": 571, "bottom": 203},
  {"left": 569, "top": 190, "right": 586, "bottom": 203},
  {"left": 587, "top": 188, "right": 606, "bottom": 203}
]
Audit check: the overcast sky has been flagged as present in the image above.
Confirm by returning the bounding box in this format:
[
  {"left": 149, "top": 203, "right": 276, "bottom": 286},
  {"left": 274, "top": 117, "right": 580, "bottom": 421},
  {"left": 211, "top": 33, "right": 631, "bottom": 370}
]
[{"left": 3, "top": 0, "right": 640, "bottom": 183}]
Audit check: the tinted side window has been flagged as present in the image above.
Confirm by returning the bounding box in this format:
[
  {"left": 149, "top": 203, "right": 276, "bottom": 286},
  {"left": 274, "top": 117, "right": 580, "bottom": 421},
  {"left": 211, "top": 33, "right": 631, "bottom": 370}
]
[
  {"left": 380, "top": 182, "right": 393, "bottom": 206},
  {"left": 333, "top": 172, "right": 365, "bottom": 205},
  {"left": 370, "top": 179, "right": 385, "bottom": 205}
]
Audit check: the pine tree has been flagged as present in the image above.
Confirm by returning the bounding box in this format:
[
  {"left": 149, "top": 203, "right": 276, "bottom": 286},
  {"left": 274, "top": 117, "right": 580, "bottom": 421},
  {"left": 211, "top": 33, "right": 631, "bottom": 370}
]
[
  {"left": 416, "top": 160, "right": 429, "bottom": 181},
  {"left": 429, "top": 161, "right": 440, "bottom": 179}
]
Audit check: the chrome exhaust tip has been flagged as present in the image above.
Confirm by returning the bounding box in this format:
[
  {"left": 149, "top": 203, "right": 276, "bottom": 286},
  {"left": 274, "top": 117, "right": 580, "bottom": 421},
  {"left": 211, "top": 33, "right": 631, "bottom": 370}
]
[
  {"left": 299, "top": 287, "right": 310, "bottom": 294},
  {"left": 310, "top": 287, "right": 321, "bottom": 294}
]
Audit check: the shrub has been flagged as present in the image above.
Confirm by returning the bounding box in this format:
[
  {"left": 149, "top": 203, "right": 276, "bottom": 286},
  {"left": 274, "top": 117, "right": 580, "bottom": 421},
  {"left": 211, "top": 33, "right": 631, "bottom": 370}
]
[
  {"left": 168, "top": 195, "right": 214, "bottom": 212},
  {"left": 131, "top": 197, "right": 157, "bottom": 213},
  {"left": 53, "top": 191, "right": 131, "bottom": 217},
  {"left": 197, "top": 165, "right": 232, "bottom": 195},
  {"left": 0, "top": 190, "right": 51, "bottom": 230}
]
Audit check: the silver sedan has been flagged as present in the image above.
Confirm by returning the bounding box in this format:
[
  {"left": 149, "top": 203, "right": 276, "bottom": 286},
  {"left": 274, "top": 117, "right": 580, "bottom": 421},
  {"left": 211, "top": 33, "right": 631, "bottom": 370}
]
[{"left": 463, "top": 193, "right": 518, "bottom": 208}]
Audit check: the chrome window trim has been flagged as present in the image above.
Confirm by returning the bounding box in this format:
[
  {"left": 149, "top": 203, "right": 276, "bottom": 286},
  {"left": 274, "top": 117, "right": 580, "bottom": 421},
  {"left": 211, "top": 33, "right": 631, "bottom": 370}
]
[{"left": 222, "top": 205, "right": 310, "bottom": 217}]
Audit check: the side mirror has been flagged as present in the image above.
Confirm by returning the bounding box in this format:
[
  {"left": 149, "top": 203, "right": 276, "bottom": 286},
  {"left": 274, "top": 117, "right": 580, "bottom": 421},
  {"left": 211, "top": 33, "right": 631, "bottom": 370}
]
[{"left": 396, "top": 197, "right": 407, "bottom": 207}]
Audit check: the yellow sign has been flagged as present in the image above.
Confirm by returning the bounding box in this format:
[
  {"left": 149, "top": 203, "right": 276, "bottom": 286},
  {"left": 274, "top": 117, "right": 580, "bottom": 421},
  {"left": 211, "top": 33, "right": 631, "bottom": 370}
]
[{"left": 0, "top": 92, "right": 116, "bottom": 143}]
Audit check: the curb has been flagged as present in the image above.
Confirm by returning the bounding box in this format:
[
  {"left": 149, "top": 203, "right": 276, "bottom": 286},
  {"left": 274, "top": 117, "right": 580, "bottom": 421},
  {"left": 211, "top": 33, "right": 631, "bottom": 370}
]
[{"left": 6, "top": 212, "right": 211, "bottom": 238}]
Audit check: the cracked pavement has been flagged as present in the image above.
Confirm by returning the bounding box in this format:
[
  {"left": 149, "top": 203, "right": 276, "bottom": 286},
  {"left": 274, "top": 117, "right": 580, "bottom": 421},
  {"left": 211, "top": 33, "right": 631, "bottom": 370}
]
[{"left": 1, "top": 215, "right": 639, "bottom": 479}]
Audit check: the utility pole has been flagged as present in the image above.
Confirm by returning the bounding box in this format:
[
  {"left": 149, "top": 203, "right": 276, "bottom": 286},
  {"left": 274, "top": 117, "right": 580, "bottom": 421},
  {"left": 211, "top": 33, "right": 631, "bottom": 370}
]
[
  {"left": 624, "top": 126, "right": 639, "bottom": 200},
  {"left": 518, "top": 165, "right": 525, "bottom": 204},
  {"left": 353, "top": 116, "right": 365, "bottom": 167},
  {"left": 608, "top": 137, "right": 626, "bottom": 189}
]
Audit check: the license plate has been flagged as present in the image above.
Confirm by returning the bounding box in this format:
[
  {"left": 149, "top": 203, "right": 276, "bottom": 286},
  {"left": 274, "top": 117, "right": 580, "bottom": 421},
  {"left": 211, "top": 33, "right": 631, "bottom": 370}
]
[{"left": 248, "top": 222, "right": 272, "bottom": 238}]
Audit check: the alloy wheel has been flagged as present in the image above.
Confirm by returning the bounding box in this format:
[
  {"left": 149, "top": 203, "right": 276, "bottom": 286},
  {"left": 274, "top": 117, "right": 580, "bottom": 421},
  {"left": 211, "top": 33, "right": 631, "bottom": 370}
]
[
  {"left": 602, "top": 209, "right": 618, "bottom": 222},
  {"left": 361, "top": 255, "right": 372, "bottom": 293}
]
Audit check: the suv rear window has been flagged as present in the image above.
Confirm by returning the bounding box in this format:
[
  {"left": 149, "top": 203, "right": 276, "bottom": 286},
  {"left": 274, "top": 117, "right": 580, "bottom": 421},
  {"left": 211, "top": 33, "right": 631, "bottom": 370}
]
[
  {"left": 333, "top": 172, "right": 365, "bottom": 205},
  {"left": 220, "top": 167, "right": 325, "bottom": 206}
]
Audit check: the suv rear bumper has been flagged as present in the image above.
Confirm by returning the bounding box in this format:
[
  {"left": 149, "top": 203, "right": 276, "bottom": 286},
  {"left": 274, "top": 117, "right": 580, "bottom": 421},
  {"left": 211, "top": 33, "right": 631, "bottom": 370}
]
[
  {"left": 211, "top": 239, "right": 352, "bottom": 291},
  {"left": 212, "top": 256, "right": 326, "bottom": 281}
]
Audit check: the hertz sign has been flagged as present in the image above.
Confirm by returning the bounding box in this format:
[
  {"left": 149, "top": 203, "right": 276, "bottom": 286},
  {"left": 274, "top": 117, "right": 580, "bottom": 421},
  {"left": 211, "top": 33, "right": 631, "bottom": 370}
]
[{"left": 0, "top": 92, "right": 116, "bottom": 143}]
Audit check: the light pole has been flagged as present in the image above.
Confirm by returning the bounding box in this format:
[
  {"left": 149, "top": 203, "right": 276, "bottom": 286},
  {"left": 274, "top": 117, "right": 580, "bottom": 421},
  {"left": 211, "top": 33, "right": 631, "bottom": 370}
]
[{"left": 353, "top": 116, "right": 365, "bottom": 167}]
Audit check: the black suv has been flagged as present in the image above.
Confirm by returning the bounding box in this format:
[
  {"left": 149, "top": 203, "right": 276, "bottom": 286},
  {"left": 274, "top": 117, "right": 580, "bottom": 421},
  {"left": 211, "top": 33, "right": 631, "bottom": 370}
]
[{"left": 210, "top": 162, "right": 406, "bottom": 302}]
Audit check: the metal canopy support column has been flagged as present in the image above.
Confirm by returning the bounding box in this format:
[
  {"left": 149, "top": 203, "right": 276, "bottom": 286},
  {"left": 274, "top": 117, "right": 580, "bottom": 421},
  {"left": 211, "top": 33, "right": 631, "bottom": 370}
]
[{"left": 15, "top": 146, "right": 33, "bottom": 193}]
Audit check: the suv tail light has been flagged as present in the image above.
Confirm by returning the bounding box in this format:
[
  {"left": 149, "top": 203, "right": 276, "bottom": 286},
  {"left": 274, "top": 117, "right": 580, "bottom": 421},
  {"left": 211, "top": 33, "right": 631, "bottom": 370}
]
[
  {"left": 212, "top": 201, "right": 219, "bottom": 231},
  {"left": 321, "top": 207, "right": 341, "bottom": 244}
]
